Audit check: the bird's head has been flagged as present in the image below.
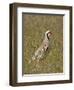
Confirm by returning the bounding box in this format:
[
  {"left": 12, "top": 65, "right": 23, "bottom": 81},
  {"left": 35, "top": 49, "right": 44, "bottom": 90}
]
[{"left": 45, "top": 30, "right": 52, "bottom": 39}]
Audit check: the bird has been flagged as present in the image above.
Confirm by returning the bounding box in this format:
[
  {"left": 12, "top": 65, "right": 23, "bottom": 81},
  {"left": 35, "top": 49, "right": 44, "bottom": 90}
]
[{"left": 32, "top": 30, "right": 52, "bottom": 62}]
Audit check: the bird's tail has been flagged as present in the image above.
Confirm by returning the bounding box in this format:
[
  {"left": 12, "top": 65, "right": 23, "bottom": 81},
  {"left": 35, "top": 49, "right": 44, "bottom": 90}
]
[{"left": 32, "top": 55, "right": 36, "bottom": 60}]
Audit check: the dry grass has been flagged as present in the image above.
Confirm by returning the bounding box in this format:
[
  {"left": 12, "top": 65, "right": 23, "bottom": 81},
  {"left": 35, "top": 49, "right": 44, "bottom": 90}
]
[{"left": 23, "top": 14, "right": 63, "bottom": 74}]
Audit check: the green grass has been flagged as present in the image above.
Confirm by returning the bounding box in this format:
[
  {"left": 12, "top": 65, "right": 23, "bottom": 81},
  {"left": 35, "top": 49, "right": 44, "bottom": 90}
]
[{"left": 23, "top": 14, "right": 63, "bottom": 74}]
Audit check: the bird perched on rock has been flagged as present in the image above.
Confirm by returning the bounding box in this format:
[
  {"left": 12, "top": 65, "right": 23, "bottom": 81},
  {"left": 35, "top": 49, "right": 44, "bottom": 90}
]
[{"left": 32, "top": 30, "right": 52, "bottom": 62}]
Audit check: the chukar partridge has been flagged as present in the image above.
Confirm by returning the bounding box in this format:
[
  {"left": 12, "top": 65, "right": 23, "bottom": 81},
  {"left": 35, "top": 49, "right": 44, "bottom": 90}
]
[{"left": 32, "top": 30, "right": 52, "bottom": 61}]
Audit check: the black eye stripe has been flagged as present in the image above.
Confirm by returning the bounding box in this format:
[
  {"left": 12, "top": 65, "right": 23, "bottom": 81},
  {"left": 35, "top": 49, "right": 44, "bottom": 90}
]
[{"left": 47, "top": 33, "right": 49, "bottom": 39}]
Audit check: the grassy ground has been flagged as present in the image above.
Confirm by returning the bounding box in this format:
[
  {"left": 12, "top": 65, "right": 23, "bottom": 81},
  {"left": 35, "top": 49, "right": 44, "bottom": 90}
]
[{"left": 23, "top": 14, "right": 63, "bottom": 74}]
